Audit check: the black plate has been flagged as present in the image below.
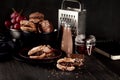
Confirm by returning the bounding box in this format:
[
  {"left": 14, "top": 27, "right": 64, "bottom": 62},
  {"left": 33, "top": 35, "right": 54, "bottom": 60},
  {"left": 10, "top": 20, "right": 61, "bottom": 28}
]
[{"left": 14, "top": 48, "right": 62, "bottom": 63}]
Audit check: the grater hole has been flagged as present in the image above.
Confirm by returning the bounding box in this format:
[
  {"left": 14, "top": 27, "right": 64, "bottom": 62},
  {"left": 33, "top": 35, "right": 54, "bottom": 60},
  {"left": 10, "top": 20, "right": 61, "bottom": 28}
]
[
  {"left": 69, "top": 15, "right": 71, "bottom": 17},
  {"left": 61, "top": 13, "right": 63, "bottom": 17},
  {"left": 63, "top": 18, "right": 65, "bottom": 21},
  {"left": 60, "top": 17, "right": 62, "bottom": 20},
  {"left": 64, "top": 14, "right": 66, "bottom": 17},
  {"left": 66, "top": 14, "right": 68, "bottom": 17},
  {"left": 65, "top": 14, "right": 66, "bottom": 17}
]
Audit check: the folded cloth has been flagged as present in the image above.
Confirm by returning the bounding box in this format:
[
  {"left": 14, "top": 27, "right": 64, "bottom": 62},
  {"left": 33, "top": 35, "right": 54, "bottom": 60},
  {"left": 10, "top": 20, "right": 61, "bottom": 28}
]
[
  {"left": 0, "top": 33, "right": 14, "bottom": 59},
  {"left": 0, "top": 41, "right": 14, "bottom": 52}
]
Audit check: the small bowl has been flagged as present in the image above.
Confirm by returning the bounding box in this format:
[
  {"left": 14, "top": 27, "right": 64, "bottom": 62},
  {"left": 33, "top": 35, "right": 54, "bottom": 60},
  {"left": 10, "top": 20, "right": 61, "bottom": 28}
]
[
  {"left": 21, "top": 31, "right": 39, "bottom": 47},
  {"left": 10, "top": 29, "right": 59, "bottom": 48},
  {"left": 10, "top": 29, "right": 22, "bottom": 39},
  {"left": 37, "top": 29, "right": 58, "bottom": 48}
]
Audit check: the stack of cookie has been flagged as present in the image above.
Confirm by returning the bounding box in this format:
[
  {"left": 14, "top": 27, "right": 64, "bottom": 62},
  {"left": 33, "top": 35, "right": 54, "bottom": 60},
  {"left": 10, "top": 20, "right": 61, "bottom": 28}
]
[{"left": 20, "top": 12, "right": 54, "bottom": 33}]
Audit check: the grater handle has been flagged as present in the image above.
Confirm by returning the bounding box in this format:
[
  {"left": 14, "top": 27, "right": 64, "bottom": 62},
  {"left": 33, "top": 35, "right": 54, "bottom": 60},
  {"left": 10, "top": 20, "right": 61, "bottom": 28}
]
[{"left": 61, "top": 0, "right": 81, "bottom": 11}]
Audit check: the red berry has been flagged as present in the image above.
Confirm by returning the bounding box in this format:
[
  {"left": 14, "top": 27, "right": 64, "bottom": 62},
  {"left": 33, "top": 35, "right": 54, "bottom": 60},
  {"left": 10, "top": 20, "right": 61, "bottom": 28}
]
[
  {"left": 10, "top": 25, "right": 14, "bottom": 29},
  {"left": 11, "top": 12, "right": 19, "bottom": 19},
  {"left": 11, "top": 18, "right": 16, "bottom": 24},
  {"left": 4, "top": 20, "right": 11, "bottom": 27},
  {"left": 13, "top": 23, "right": 20, "bottom": 29},
  {"left": 16, "top": 16, "right": 25, "bottom": 23}
]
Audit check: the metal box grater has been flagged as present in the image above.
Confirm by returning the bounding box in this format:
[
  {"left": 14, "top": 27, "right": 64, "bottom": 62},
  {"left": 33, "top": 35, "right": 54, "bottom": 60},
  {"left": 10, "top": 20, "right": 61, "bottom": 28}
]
[{"left": 58, "top": 0, "right": 86, "bottom": 36}]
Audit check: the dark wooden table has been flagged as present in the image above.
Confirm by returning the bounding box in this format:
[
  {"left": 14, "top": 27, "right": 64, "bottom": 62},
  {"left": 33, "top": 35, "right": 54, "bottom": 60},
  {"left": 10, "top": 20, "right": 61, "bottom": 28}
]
[{"left": 0, "top": 53, "right": 120, "bottom": 80}]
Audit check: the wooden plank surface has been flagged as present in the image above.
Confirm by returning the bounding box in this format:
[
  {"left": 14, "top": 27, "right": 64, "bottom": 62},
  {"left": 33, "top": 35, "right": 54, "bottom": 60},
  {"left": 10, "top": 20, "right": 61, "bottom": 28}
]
[{"left": 0, "top": 55, "right": 119, "bottom": 80}]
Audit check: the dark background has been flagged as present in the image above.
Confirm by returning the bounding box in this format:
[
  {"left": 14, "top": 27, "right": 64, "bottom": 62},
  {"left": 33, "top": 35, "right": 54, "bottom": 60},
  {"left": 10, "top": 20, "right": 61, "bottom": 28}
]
[
  {"left": 0, "top": 0, "right": 120, "bottom": 41},
  {"left": 1, "top": 0, "right": 120, "bottom": 76}
]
